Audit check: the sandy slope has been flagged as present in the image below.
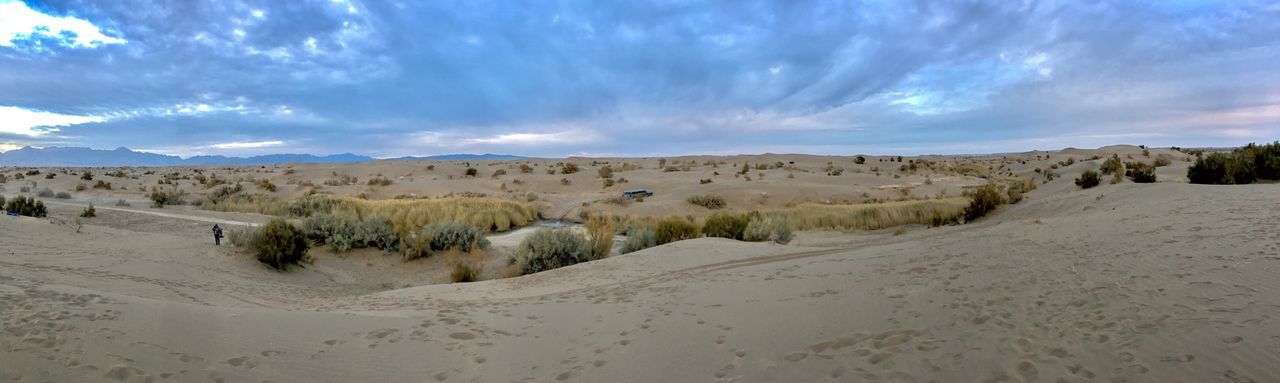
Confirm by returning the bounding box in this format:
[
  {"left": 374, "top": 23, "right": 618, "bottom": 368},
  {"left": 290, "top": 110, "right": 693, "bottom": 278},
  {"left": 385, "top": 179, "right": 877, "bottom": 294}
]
[{"left": 3, "top": 156, "right": 1280, "bottom": 382}]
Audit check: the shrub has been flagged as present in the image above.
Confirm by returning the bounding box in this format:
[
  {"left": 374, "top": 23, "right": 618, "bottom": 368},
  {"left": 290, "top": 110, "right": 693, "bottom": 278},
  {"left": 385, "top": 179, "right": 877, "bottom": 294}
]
[
  {"left": 491, "top": 169, "right": 507, "bottom": 178},
  {"left": 37, "top": 188, "right": 55, "bottom": 198},
  {"left": 55, "top": 191, "right": 72, "bottom": 199},
  {"left": 303, "top": 214, "right": 399, "bottom": 252},
  {"left": 44, "top": 173, "right": 54, "bottom": 179},
  {"left": 75, "top": 183, "right": 87, "bottom": 191},
  {"left": 519, "top": 164, "right": 533, "bottom": 173},
  {"left": 93, "top": 180, "right": 112, "bottom": 190},
  {"left": 586, "top": 215, "right": 615, "bottom": 260},
  {"left": 116, "top": 199, "right": 130, "bottom": 207},
  {"left": 854, "top": 156, "right": 866, "bottom": 164},
  {"left": 1186, "top": 142, "right": 1280, "bottom": 184},
  {"left": 743, "top": 215, "right": 794, "bottom": 244},
  {"left": 284, "top": 195, "right": 537, "bottom": 234},
  {"left": 465, "top": 168, "right": 478, "bottom": 177},
  {"left": 148, "top": 187, "right": 186, "bottom": 207},
  {"left": 1153, "top": 156, "right": 1172, "bottom": 167},
  {"left": 255, "top": 178, "right": 279, "bottom": 191},
  {"left": 1124, "top": 162, "right": 1156, "bottom": 183},
  {"left": 963, "top": 183, "right": 1004, "bottom": 222},
  {"left": 0, "top": 195, "right": 4, "bottom": 208},
  {"left": 620, "top": 227, "right": 657, "bottom": 254},
  {"left": 597, "top": 166, "right": 613, "bottom": 179},
  {"left": 703, "top": 212, "right": 749, "bottom": 240},
  {"left": 255, "top": 218, "right": 310, "bottom": 271},
  {"left": 512, "top": 228, "right": 591, "bottom": 275},
  {"left": 655, "top": 218, "right": 700, "bottom": 244},
  {"left": 80, "top": 171, "right": 93, "bottom": 181},
  {"left": 1099, "top": 155, "right": 1123, "bottom": 175},
  {"left": 687, "top": 194, "right": 726, "bottom": 209},
  {"left": 401, "top": 222, "right": 490, "bottom": 260},
  {"left": 1075, "top": 170, "right": 1101, "bottom": 189},
  {"left": 4, "top": 196, "right": 47, "bottom": 217},
  {"left": 560, "top": 163, "right": 580, "bottom": 174},
  {"left": 80, "top": 204, "right": 96, "bottom": 218},
  {"left": 450, "top": 255, "right": 482, "bottom": 283}
]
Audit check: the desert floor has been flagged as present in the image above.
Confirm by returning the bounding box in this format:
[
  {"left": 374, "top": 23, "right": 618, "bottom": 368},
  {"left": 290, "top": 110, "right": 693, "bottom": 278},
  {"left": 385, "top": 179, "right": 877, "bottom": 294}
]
[{"left": 2, "top": 147, "right": 1279, "bottom": 382}]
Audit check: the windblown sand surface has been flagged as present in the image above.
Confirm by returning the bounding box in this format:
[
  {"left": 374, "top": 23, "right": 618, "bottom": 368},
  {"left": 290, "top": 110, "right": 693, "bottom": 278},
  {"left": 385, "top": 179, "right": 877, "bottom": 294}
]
[{"left": 3, "top": 148, "right": 1279, "bottom": 382}]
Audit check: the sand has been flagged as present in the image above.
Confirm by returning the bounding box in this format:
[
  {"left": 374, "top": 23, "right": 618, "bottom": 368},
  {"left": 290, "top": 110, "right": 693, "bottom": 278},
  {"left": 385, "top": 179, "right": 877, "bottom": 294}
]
[{"left": 3, "top": 147, "right": 1279, "bottom": 382}]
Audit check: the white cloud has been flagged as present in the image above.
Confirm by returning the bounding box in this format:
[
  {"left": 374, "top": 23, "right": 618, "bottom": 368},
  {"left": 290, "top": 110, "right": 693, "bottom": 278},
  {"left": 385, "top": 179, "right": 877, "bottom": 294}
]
[
  {"left": 0, "top": 105, "right": 104, "bottom": 136},
  {"left": 209, "top": 140, "right": 284, "bottom": 149},
  {"left": 463, "top": 131, "right": 596, "bottom": 146},
  {"left": 0, "top": 0, "right": 125, "bottom": 48},
  {"left": 0, "top": 142, "right": 25, "bottom": 152}
]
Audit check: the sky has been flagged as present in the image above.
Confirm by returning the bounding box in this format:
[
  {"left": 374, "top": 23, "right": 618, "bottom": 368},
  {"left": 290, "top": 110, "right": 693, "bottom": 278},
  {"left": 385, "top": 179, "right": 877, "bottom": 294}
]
[{"left": 0, "top": 0, "right": 1278, "bottom": 158}]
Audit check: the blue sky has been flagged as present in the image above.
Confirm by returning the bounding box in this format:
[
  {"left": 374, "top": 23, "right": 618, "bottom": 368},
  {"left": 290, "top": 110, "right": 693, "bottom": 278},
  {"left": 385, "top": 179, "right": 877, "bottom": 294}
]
[{"left": 1, "top": 0, "right": 1277, "bottom": 158}]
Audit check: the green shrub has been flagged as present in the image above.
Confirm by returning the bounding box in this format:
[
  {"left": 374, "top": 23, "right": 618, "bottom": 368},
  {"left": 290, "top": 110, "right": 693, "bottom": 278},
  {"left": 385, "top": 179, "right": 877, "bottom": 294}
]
[
  {"left": 116, "top": 199, "right": 130, "bottom": 207},
  {"left": 743, "top": 215, "right": 794, "bottom": 244},
  {"left": 620, "top": 227, "right": 658, "bottom": 254},
  {"left": 702, "top": 212, "right": 749, "bottom": 240},
  {"left": 401, "top": 222, "right": 490, "bottom": 260},
  {"left": 4, "top": 196, "right": 47, "bottom": 217},
  {"left": 1125, "top": 162, "right": 1157, "bottom": 183},
  {"left": 655, "top": 218, "right": 700, "bottom": 244},
  {"left": 512, "top": 228, "right": 590, "bottom": 275},
  {"left": 37, "top": 188, "right": 54, "bottom": 198},
  {"left": 254, "top": 218, "right": 309, "bottom": 271},
  {"left": 1099, "top": 155, "right": 1123, "bottom": 175},
  {"left": 80, "top": 171, "right": 93, "bottom": 181},
  {"left": 963, "top": 183, "right": 1005, "bottom": 222},
  {"left": 93, "top": 180, "right": 112, "bottom": 190},
  {"left": 465, "top": 167, "right": 478, "bottom": 177},
  {"left": 149, "top": 187, "right": 186, "bottom": 207},
  {"left": 1075, "top": 170, "right": 1101, "bottom": 189},
  {"left": 686, "top": 194, "right": 726, "bottom": 209},
  {"left": 1186, "top": 142, "right": 1280, "bottom": 184},
  {"left": 80, "top": 204, "right": 96, "bottom": 218},
  {"left": 302, "top": 214, "right": 399, "bottom": 252}
]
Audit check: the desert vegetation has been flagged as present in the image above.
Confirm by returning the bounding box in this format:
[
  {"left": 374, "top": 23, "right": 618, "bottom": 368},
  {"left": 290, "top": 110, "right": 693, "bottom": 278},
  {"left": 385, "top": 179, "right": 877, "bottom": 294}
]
[
  {"left": 1187, "top": 142, "right": 1280, "bottom": 184},
  {"left": 401, "top": 222, "right": 490, "bottom": 260},
  {"left": 766, "top": 198, "right": 968, "bottom": 230},
  {"left": 302, "top": 214, "right": 399, "bottom": 252},
  {"left": 511, "top": 228, "right": 591, "bottom": 275},
  {"left": 230, "top": 218, "right": 310, "bottom": 271},
  {"left": 962, "top": 184, "right": 1004, "bottom": 222},
  {"left": 743, "top": 215, "right": 794, "bottom": 244},
  {"left": 4, "top": 196, "right": 48, "bottom": 217},
  {"left": 655, "top": 218, "right": 700, "bottom": 244},
  {"left": 686, "top": 194, "right": 726, "bottom": 209},
  {"left": 1075, "top": 170, "right": 1101, "bottom": 189}
]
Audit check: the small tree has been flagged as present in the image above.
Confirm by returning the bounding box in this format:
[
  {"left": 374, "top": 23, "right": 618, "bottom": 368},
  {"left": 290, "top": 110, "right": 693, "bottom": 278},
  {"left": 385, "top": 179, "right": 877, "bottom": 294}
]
[
  {"left": 256, "top": 218, "right": 309, "bottom": 271},
  {"left": 963, "top": 183, "right": 1004, "bottom": 222},
  {"left": 1075, "top": 170, "right": 1101, "bottom": 189}
]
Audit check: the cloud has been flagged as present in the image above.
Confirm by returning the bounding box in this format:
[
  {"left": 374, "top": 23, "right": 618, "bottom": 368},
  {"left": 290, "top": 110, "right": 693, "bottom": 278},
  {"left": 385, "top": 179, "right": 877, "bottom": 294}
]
[
  {"left": 0, "top": 0, "right": 124, "bottom": 48},
  {"left": 209, "top": 140, "right": 284, "bottom": 149},
  {"left": 0, "top": 105, "right": 104, "bottom": 136}
]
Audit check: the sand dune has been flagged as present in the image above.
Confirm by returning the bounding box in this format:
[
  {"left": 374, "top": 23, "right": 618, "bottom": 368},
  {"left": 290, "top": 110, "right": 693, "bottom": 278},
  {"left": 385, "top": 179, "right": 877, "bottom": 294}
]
[{"left": 3, "top": 149, "right": 1279, "bottom": 382}]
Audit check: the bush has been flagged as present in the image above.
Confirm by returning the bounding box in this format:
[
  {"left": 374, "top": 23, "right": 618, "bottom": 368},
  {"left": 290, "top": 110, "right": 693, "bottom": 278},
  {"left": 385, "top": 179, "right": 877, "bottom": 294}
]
[
  {"left": 686, "top": 194, "right": 726, "bottom": 209},
  {"left": 80, "top": 171, "right": 93, "bottom": 181},
  {"left": 702, "top": 212, "right": 749, "bottom": 240},
  {"left": 450, "top": 257, "right": 482, "bottom": 283},
  {"left": 80, "top": 204, "right": 96, "bottom": 218},
  {"left": 1099, "top": 155, "right": 1123, "bottom": 175},
  {"left": 4, "top": 196, "right": 47, "bottom": 217},
  {"left": 1153, "top": 156, "right": 1172, "bottom": 167},
  {"left": 37, "top": 188, "right": 55, "bottom": 198},
  {"left": 93, "top": 180, "right": 112, "bottom": 190},
  {"left": 620, "top": 227, "right": 657, "bottom": 254},
  {"left": 519, "top": 164, "right": 533, "bottom": 173},
  {"left": 560, "top": 163, "right": 580, "bottom": 174},
  {"left": 255, "top": 178, "right": 279, "bottom": 191},
  {"left": 465, "top": 167, "right": 478, "bottom": 177},
  {"left": 1075, "top": 170, "right": 1101, "bottom": 189},
  {"left": 401, "top": 222, "right": 490, "bottom": 260},
  {"left": 302, "top": 214, "right": 399, "bottom": 252},
  {"left": 1186, "top": 142, "right": 1280, "bottom": 184},
  {"left": 366, "top": 177, "right": 392, "bottom": 186},
  {"left": 854, "top": 156, "right": 866, "bottom": 164},
  {"left": 1125, "top": 162, "right": 1157, "bottom": 183},
  {"left": 149, "top": 187, "right": 186, "bottom": 207},
  {"left": 655, "top": 218, "right": 700, "bottom": 244},
  {"left": 116, "top": 199, "right": 130, "bottom": 207},
  {"left": 586, "top": 215, "right": 614, "bottom": 260},
  {"left": 963, "top": 183, "right": 1005, "bottom": 222},
  {"left": 55, "top": 191, "right": 72, "bottom": 199},
  {"left": 254, "top": 218, "right": 309, "bottom": 271},
  {"left": 512, "top": 228, "right": 591, "bottom": 275},
  {"left": 597, "top": 166, "right": 613, "bottom": 179},
  {"left": 743, "top": 215, "right": 793, "bottom": 244}
]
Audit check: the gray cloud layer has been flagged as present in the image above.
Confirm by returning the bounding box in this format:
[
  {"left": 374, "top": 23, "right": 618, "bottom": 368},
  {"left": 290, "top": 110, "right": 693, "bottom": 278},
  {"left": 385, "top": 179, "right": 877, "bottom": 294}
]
[{"left": 2, "top": 0, "right": 1278, "bottom": 157}]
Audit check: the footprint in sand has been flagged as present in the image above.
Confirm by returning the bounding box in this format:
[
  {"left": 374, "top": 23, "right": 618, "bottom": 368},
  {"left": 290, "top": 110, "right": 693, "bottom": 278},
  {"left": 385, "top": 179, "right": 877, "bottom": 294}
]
[
  {"left": 449, "top": 332, "right": 476, "bottom": 340},
  {"left": 1222, "top": 336, "right": 1243, "bottom": 344}
]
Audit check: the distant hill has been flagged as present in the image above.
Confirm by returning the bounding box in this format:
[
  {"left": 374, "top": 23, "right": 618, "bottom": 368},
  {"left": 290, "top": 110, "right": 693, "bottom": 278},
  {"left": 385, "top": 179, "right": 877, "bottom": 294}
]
[
  {"left": 0, "top": 146, "right": 374, "bottom": 167},
  {"left": 386, "top": 153, "right": 527, "bottom": 161}
]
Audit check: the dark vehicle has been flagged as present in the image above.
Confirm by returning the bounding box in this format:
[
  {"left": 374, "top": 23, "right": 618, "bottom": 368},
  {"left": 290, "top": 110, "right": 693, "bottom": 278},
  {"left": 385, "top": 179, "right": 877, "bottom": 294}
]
[{"left": 622, "top": 189, "right": 654, "bottom": 199}]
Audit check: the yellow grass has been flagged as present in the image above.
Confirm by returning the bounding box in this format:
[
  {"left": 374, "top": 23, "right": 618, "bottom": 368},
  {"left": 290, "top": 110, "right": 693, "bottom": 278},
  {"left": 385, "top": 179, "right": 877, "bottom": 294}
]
[
  {"left": 206, "top": 194, "right": 539, "bottom": 234},
  {"left": 764, "top": 198, "right": 969, "bottom": 230}
]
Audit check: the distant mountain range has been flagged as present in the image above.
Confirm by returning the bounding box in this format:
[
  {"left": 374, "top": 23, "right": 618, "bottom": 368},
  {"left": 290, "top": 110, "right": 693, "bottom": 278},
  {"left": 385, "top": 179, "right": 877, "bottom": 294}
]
[{"left": 0, "top": 146, "right": 525, "bottom": 167}]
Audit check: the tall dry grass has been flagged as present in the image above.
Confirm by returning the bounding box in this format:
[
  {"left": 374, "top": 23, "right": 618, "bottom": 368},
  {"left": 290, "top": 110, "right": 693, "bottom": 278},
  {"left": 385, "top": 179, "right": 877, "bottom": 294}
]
[
  {"left": 763, "top": 198, "right": 969, "bottom": 230},
  {"left": 206, "top": 194, "right": 538, "bottom": 234}
]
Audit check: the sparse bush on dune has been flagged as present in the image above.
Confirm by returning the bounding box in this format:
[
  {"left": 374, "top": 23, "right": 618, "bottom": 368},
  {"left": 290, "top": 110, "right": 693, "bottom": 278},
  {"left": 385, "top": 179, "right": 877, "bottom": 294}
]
[
  {"left": 702, "top": 212, "right": 749, "bottom": 240},
  {"left": 148, "top": 187, "right": 187, "bottom": 208},
  {"left": 512, "top": 228, "right": 591, "bottom": 275},
  {"left": 254, "top": 178, "right": 278, "bottom": 191},
  {"left": 1124, "top": 162, "right": 1157, "bottom": 183},
  {"left": 686, "top": 194, "right": 726, "bottom": 209},
  {"left": 620, "top": 227, "right": 657, "bottom": 254},
  {"left": 80, "top": 204, "right": 96, "bottom": 218},
  {"left": 1099, "top": 155, "right": 1123, "bottom": 175},
  {"left": 1075, "top": 170, "right": 1101, "bottom": 189},
  {"left": 254, "top": 218, "right": 310, "bottom": 271},
  {"left": 962, "top": 183, "right": 1004, "bottom": 222},
  {"left": 560, "top": 163, "right": 580, "bottom": 174},
  {"left": 447, "top": 250, "right": 484, "bottom": 283},
  {"left": 55, "top": 191, "right": 71, "bottom": 199},
  {"left": 37, "top": 188, "right": 54, "bottom": 198},
  {"left": 4, "top": 196, "right": 47, "bottom": 217},
  {"left": 655, "top": 218, "right": 700, "bottom": 245},
  {"left": 366, "top": 176, "right": 392, "bottom": 186},
  {"left": 743, "top": 215, "right": 793, "bottom": 244},
  {"left": 401, "top": 222, "right": 490, "bottom": 260}
]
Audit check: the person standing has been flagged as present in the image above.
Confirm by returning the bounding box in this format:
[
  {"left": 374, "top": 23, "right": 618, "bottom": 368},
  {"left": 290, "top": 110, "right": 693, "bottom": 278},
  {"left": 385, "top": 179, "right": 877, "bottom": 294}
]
[{"left": 212, "top": 224, "right": 224, "bottom": 245}]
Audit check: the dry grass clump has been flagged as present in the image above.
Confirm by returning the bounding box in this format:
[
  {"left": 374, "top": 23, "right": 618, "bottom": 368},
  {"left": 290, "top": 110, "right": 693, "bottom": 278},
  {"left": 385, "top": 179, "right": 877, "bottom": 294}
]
[
  {"left": 285, "top": 195, "right": 537, "bottom": 234},
  {"left": 655, "top": 218, "right": 700, "bottom": 244},
  {"left": 366, "top": 176, "right": 393, "bottom": 186},
  {"left": 254, "top": 178, "right": 277, "bottom": 191},
  {"left": 766, "top": 198, "right": 968, "bottom": 230},
  {"left": 447, "top": 249, "right": 485, "bottom": 283},
  {"left": 686, "top": 194, "right": 726, "bottom": 209},
  {"left": 703, "top": 212, "right": 749, "bottom": 240},
  {"left": 512, "top": 228, "right": 591, "bottom": 275},
  {"left": 586, "top": 215, "right": 615, "bottom": 260}
]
